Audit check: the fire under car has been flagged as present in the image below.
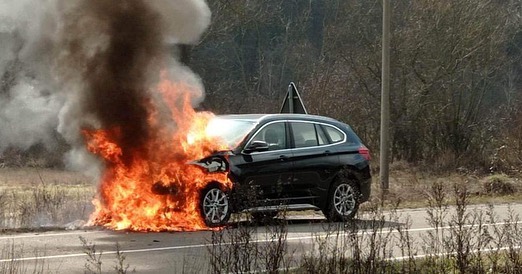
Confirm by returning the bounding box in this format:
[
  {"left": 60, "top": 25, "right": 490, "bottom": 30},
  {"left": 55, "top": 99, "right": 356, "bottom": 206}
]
[{"left": 190, "top": 113, "right": 372, "bottom": 226}]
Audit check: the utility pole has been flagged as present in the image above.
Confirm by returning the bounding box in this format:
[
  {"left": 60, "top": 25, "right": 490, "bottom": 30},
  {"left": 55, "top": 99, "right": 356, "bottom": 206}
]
[{"left": 380, "top": 0, "right": 391, "bottom": 193}]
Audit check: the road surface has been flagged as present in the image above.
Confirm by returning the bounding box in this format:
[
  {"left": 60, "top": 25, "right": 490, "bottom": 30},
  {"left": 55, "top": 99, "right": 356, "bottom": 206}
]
[{"left": 0, "top": 203, "right": 520, "bottom": 273}]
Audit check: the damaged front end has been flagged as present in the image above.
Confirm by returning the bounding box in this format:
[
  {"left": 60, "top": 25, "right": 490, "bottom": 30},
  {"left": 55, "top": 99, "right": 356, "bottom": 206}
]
[
  {"left": 151, "top": 154, "right": 230, "bottom": 195},
  {"left": 190, "top": 155, "right": 229, "bottom": 173}
]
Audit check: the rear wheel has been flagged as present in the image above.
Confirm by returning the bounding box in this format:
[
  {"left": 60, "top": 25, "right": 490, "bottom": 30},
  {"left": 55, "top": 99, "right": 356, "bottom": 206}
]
[
  {"left": 323, "top": 179, "right": 360, "bottom": 222},
  {"left": 200, "top": 185, "right": 231, "bottom": 227}
]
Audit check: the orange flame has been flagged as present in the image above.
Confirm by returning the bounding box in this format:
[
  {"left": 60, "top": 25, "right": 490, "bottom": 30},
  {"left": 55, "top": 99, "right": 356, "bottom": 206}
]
[{"left": 83, "top": 73, "right": 230, "bottom": 231}]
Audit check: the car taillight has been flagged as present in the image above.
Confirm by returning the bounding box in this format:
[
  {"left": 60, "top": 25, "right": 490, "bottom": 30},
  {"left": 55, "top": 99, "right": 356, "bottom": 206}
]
[{"left": 358, "top": 146, "right": 371, "bottom": 161}]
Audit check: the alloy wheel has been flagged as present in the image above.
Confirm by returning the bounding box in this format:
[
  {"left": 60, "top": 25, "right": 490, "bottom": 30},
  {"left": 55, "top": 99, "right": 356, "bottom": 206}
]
[
  {"left": 202, "top": 188, "right": 229, "bottom": 225},
  {"left": 333, "top": 183, "right": 356, "bottom": 216}
]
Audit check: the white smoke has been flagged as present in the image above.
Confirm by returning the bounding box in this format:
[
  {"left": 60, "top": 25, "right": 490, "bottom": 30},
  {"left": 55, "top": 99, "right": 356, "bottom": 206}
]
[
  {"left": 0, "top": 0, "right": 211, "bottom": 173},
  {"left": 0, "top": 0, "right": 62, "bottom": 153},
  {"left": 150, "top": 0, "right": 211, "bottom": 44}
]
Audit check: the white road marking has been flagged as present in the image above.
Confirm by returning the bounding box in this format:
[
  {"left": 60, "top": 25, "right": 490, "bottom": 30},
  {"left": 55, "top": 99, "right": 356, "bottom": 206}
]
[
  {"left": 0, "top": 230, "right": 104, "bottom": 240},
  {"left": 388, "top": 245, "right": 522, "bottom": 261},
  {"left": 1, "top": 220, "right": 520, "bottom": 263}
]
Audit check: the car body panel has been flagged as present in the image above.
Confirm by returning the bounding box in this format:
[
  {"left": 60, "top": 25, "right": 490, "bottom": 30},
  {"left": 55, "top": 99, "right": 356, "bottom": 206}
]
[
  {"left": 193, "top": 113, "right": 372, "bottom": 214},
  {"left": 228, "top": 150, "right": 294, "bottom": 201}
]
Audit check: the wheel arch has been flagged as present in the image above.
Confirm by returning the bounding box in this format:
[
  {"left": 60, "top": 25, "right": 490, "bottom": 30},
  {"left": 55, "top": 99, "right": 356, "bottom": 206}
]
[
  {"left": 328, "top": 165, "right": 363, "bottom": 200},
  {"left": 201, "top": 180, "right": 225, "bottom": 191},
  {"left": 322, "top": 165, "right": 364, "bottom": 211},
  {"left": 322, "top": 166, "right": 362, "bottom": 221}
]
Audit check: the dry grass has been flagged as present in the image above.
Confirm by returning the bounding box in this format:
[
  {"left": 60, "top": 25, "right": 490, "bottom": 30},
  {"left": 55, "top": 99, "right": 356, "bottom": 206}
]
[
  {"left": 0, "top": 167, "right": 93, "bottom": 187},
  {"left": 1, "top": 165, "right": 520, "bottom": 231},
  {"left": 0, "top": 168, "right": 94, "bottom": 231},
  {"left": 482, "top": 174, "right": 519, "bottom": 196},
  {"left": 366, "top": 162, "right": 522, "bottom": 210}
]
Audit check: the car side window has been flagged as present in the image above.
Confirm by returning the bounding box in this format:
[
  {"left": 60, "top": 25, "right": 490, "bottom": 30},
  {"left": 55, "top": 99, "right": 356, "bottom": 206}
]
[
  {"left": 291, "top": 122, "right": 318, "bottom": 148},
  {"left": 323, "top": 125, "right": 345, "bottom": 143},
  {"left": 251, "top": 122, "right": 287, "bottom": 151}
]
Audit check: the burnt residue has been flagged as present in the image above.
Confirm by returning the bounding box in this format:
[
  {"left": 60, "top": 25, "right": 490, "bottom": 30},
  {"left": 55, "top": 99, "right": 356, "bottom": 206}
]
[{"left": 152, "top": 181, "right": 179, "bottom": 195}]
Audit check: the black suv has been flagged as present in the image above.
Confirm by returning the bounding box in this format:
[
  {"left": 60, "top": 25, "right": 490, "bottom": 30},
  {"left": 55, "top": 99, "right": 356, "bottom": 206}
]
[{"left": 195, "top": 114, "right": 371, "bottom": 226}]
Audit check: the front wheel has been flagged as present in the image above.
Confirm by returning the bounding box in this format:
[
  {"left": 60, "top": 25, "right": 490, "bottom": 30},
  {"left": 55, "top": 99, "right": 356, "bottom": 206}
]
[
  {"left": 322, "top": 179, "right": 360, "bottom": 222},
  {"left": 200, "top": 185, "right": 231, "bottom": 227}
]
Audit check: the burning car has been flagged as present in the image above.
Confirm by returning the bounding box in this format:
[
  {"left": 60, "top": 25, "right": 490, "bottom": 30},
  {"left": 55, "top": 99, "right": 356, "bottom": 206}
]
[{"left": 186, "top": 113, "right": 372, "bottom": 226}]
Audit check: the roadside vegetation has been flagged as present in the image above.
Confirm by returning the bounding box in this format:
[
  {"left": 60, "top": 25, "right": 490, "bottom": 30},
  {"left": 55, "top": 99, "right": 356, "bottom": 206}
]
[
  {"left": 208, "top": 182, "right": 522, "bottom": 274},
  {"left": 80, "top": 237, "right": 132, "bottom": 274},
  {"left": 0, "top": 168, "right": 93, "bottom": 231},
  {"left": 0, "top": 168, "right": 519, "bottom": 273},
  {"left": 369, "top": 162, "right": 522, "bottom": 210},
  {"left": 0, "top": 242, "right": 48, "bottom": 274}
]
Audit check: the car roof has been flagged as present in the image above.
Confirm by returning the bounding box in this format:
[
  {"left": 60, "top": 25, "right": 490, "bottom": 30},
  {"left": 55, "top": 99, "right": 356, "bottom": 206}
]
[{"left": 216, "top": 113, "right": 341, "bottom": 124}]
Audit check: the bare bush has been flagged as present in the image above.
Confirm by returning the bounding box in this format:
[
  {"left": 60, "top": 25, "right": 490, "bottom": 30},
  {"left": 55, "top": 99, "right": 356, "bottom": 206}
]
[
  {"left": 79, "top": 237, "right": 133, "bottom": 274},
  {"left": 0, "top": 182, "right": 91, "bottom": 229},
  {"left": 208, "top": 215, "right": 291, "bottom": 274},
  {"left": 299, "top": 182, "right": 522, "bottom": 273},
  {"left": 482, "top": 174, "right": 518, "bottom": 196},
  {"left": 0, "top": 242, "right": 47, "bottom": 274},
  {"left": 80, "top": 236, "right": 103, "bottom": 274}
]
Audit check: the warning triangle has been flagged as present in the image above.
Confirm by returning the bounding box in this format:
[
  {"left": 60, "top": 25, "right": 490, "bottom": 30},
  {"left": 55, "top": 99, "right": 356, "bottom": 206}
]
[{"left": 280, "top": 82, "right": 308, "bottom": 114}]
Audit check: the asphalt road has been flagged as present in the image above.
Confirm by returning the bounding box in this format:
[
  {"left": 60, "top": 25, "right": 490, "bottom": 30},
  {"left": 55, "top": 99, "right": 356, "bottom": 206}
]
[{"left": 1, "top": 203, "right": 520, "bottom": 273}]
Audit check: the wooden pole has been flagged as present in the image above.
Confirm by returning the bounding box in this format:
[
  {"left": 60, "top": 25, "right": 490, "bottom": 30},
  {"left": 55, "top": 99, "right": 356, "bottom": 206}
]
[{"left": 380, "top": 0, "right": 391, "bottom": 192}]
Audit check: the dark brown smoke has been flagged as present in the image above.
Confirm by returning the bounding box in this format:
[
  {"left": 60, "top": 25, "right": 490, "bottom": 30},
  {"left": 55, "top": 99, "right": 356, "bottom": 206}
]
[{"left": 60, "top": 0, "right": 163, "bottom": 165}]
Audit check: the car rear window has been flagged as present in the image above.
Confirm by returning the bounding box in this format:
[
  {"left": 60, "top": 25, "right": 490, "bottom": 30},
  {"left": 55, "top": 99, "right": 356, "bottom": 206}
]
[{"left": 322, "top": 125, "right": 345, "bottom": 143}]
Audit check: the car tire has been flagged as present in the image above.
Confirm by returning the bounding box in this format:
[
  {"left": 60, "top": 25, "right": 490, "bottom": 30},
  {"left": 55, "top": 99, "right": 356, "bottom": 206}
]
[
  {"left": 200, "top": 184, "right": 231, "bottom": 227},
  {"left": 323, "top": 178, "right": 360, "bottom": 222},
  {"left": 251, "top": 211, "right": 278, "bottom": 223}
]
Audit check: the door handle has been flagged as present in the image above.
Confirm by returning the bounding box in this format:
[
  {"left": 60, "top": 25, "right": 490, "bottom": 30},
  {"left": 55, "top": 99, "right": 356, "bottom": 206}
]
[
  {"left": 324, "top": 150, "right": 331, "bottom": 155},
  {"left": 279, "top": 155, "right": 289, "bottom": 161}
]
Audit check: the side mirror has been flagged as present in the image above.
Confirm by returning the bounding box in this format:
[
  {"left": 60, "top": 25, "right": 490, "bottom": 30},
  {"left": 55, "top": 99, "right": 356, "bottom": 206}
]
[{"left": 243, "top": 140, "right": 269, "bottom": 153}]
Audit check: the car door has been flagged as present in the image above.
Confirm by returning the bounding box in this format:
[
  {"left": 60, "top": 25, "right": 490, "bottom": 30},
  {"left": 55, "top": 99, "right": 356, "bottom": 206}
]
[
  {"left": 228, "top": 121, "right": 293, "bottom": 203},
  {"left": 285, "top": 121, "right": 340, "bottom": 200}
]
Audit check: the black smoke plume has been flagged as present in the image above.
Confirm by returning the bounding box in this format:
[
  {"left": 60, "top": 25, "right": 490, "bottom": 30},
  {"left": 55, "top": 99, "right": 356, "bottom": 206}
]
[
  {"left": 62, "top": 1, "right": 163, "bottom": 164},
  {"left": 0, "top": 0, "right": 210, "bottom": 171}
]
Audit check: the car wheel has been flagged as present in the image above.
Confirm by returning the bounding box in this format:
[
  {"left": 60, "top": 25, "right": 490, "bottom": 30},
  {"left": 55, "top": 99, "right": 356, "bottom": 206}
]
[
  {"left": 200, "top": 185, "right": 231, "bottom": 227},
  {"left": 251, "top": 211, "right": 278, "bottom": 223},
  {"left": 323, "top": 179, "right": 360, "bottom": 222}
]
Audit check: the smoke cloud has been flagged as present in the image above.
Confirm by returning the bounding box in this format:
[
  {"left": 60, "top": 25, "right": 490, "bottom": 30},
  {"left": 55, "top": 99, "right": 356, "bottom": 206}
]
[{"left": 0, "top": 0, "right": 211, "bottom": 171}]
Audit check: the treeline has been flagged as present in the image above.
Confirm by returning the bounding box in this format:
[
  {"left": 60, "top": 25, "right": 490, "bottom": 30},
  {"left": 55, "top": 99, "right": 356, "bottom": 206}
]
[{"left": 190, "top": 0, "right": 522, "bottom": 173}]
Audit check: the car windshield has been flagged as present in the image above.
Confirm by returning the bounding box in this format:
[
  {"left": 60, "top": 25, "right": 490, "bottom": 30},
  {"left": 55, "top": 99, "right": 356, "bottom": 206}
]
[{"left": 206, "top": 117, "right": 257, "bottom": 148}]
